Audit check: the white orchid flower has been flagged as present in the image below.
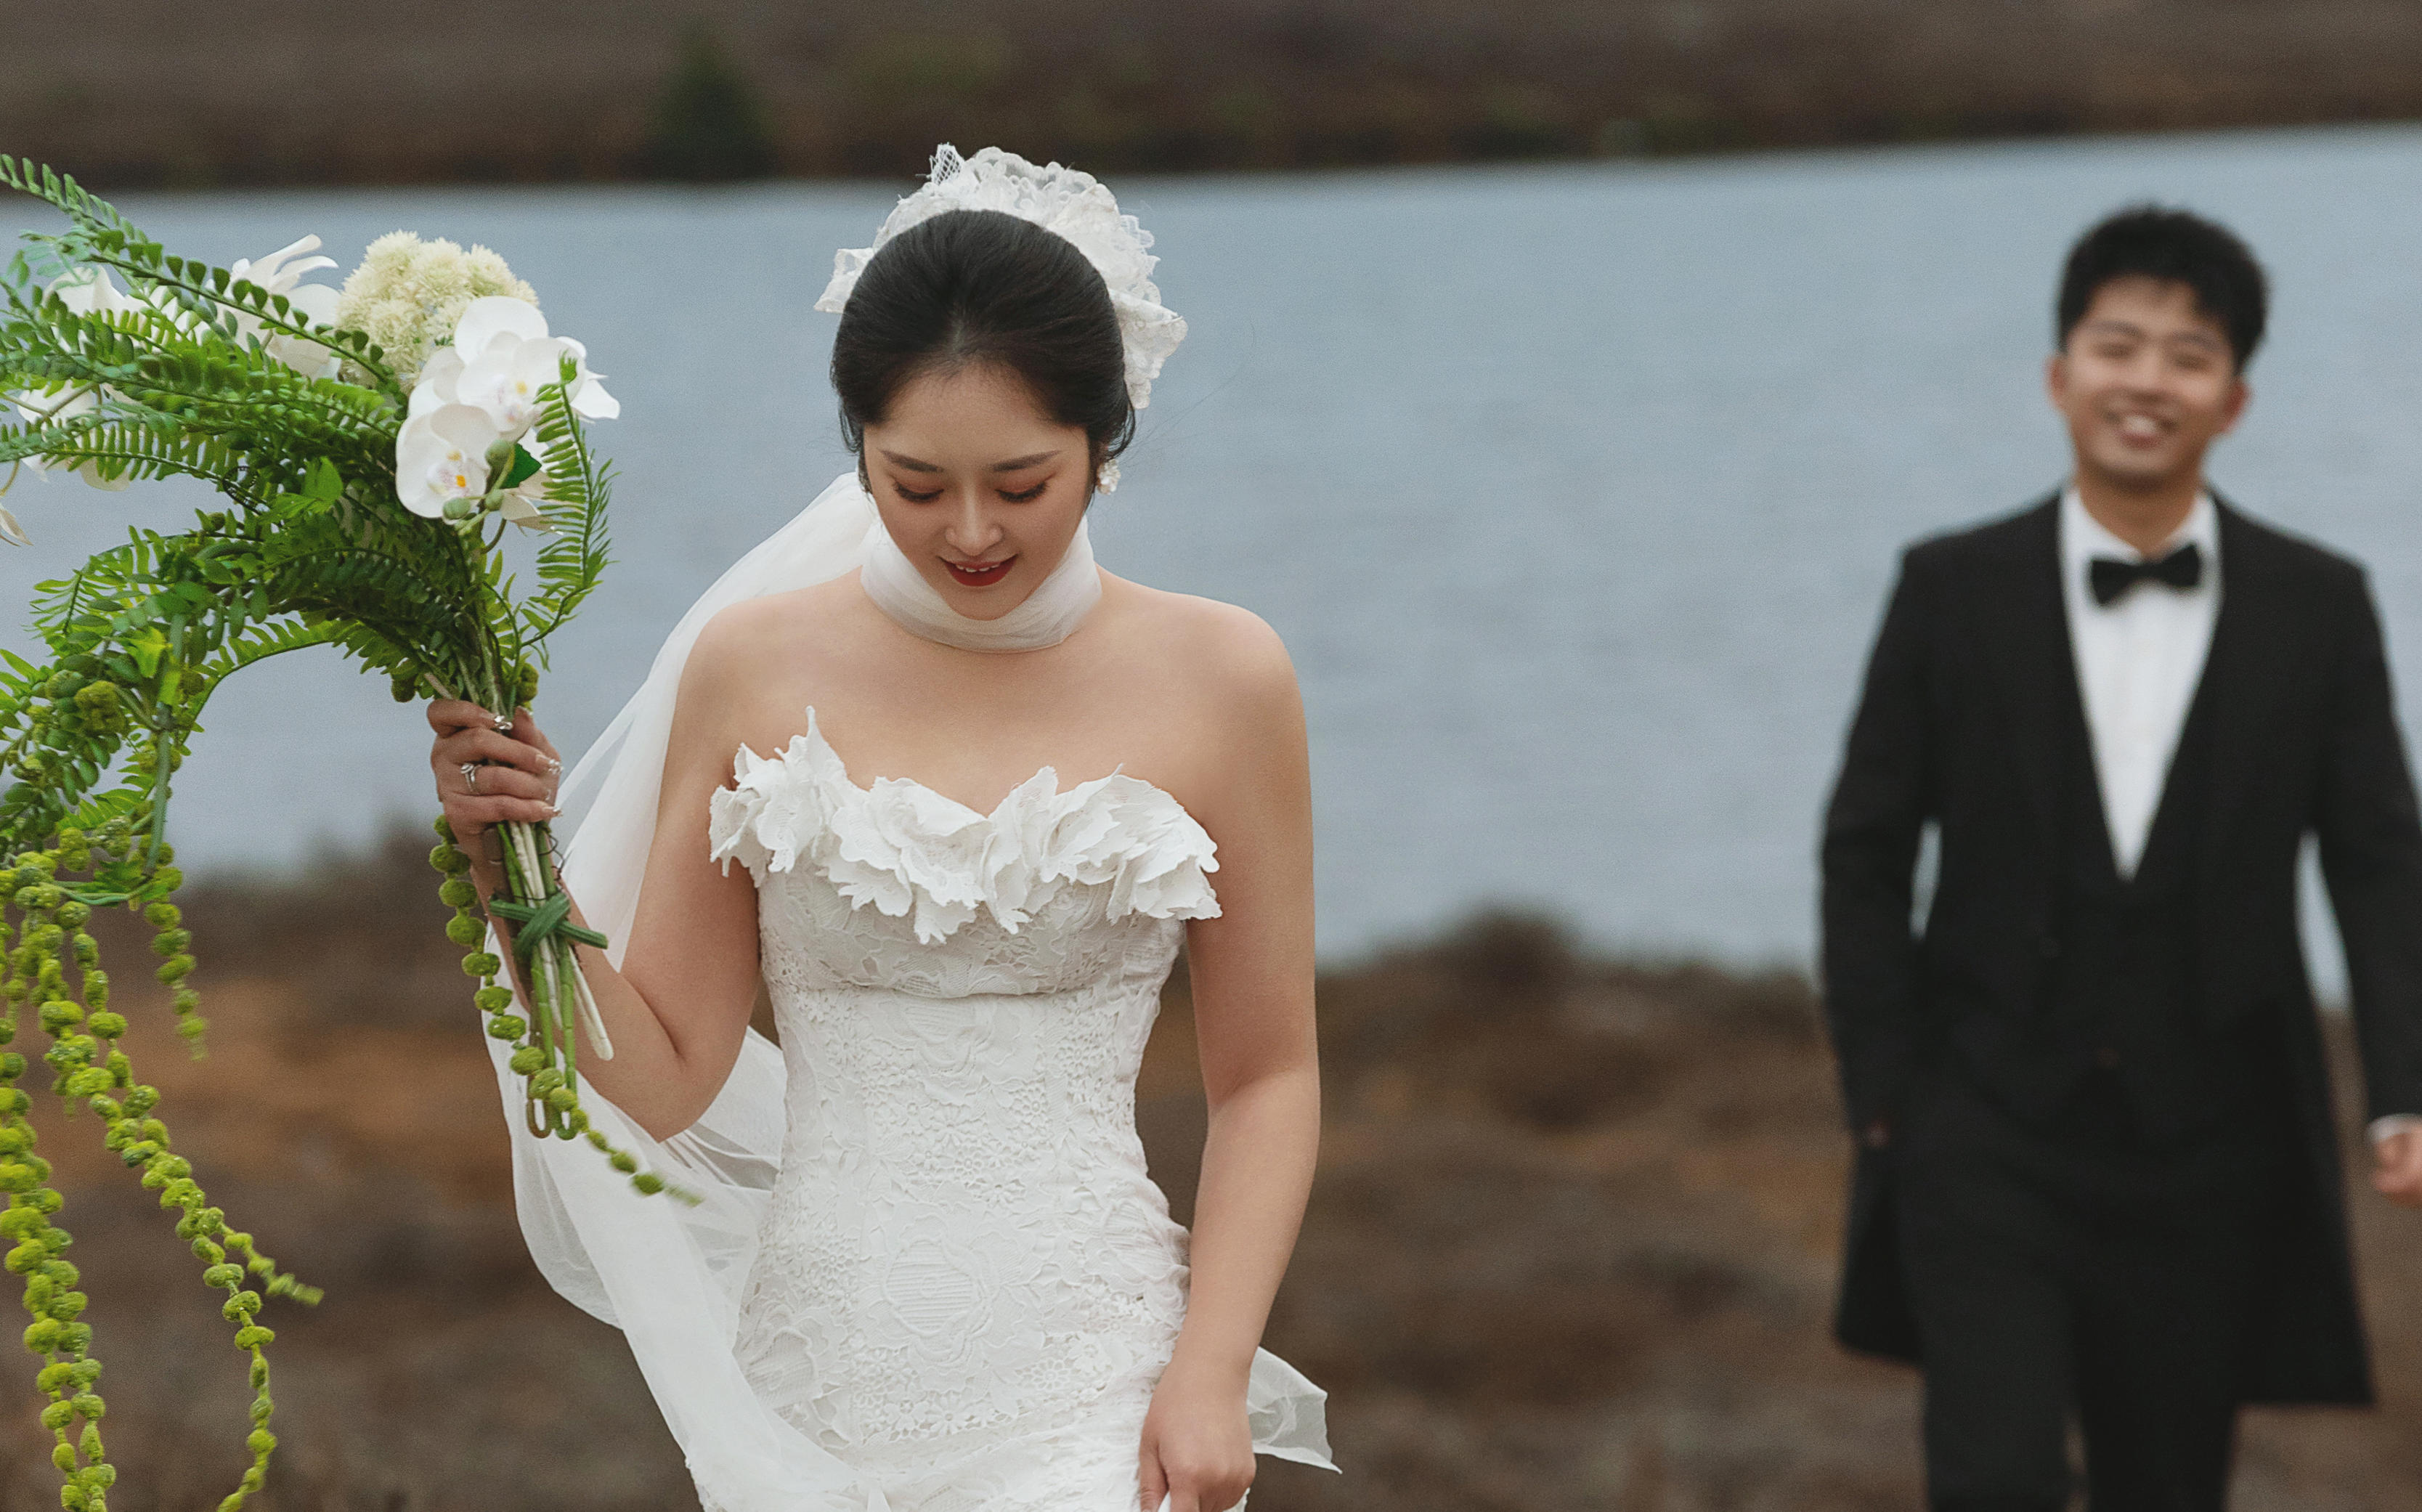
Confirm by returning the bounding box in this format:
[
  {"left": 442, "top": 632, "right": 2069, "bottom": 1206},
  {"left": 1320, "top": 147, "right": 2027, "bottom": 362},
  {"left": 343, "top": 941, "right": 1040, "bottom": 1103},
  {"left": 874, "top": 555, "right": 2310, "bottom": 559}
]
[
  {"left": 49, "top": 266, "right": 142, "bottom": 319},
  {"left": 229, "top": 235, "right": 344, "bottom": 380},
  {"left": 395, "top": 404, "right": 505, "bottom": 519},
  {"left": 0, "top": 462, "right": 33, "bottom": 546},
  {"left": 53, "top": 263, "right": 210, "bottom": 344},
  {"left": 230, "top": 236, "right": 337, "bottom": 298},
  {"left": 405, "top": 350, "right": 458, "bottom": 421},
  {"left": 9, "top": 385, "right": 97, "bottom": 429},
  {"left": 4, "top": 271, "right": 143, "bottom": 495},
  {"left": 489, "top": 431, "right": 556, "bottom": 535},
  {"left": 495, "top": 487, "right": 550, "bottom": 532},
  {"left": 0, "top": 412, "right": 129, "bottom": 499},
  {"left": 561, "top": 341, "right": 619, "bottom": 420},
  {"left": 394, "top": 296, "right": 610, "bottom": 532},
  {"left": 392, "top": 403, "right": 554, "bottom": 535},
  {"left": 444, "top": 296, "right": 619, "bottom": 441}
]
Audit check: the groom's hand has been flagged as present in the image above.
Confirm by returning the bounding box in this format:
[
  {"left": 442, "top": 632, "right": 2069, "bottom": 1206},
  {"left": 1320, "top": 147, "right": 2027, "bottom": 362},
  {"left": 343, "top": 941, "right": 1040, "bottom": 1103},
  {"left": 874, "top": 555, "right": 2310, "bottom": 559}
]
[{"left": 2372, "top": 1129, "right": 2422, "bottom": 1208}]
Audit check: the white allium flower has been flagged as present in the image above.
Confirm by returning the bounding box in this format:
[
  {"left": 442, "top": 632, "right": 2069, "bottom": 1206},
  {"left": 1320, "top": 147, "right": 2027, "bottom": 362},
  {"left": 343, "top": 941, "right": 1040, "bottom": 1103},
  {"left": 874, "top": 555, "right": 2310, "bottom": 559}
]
[{"left": 334, "top": 232, "right": 538, "bottom": 388}]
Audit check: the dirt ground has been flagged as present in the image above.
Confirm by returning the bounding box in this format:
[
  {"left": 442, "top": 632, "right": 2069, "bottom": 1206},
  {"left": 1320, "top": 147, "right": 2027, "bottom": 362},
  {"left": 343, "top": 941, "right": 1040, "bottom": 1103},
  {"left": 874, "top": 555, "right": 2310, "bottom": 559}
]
[{"left": 0, "top": 840, "right": 2413, "bottom": 1509}]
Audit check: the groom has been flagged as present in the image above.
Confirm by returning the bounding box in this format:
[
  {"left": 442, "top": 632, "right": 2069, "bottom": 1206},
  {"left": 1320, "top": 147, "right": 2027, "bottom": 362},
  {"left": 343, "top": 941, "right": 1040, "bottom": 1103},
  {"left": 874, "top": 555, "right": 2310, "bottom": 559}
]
[{"left": 1821, "top": 205, "right": 2422, "bottom": 1511}]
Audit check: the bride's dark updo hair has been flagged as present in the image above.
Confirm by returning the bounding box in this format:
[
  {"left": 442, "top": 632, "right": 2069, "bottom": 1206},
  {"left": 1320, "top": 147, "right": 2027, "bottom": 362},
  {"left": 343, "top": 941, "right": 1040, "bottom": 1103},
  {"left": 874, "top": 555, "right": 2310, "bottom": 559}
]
[{"left": 831, "top": 209, "right": 1134, "bottom": 487}]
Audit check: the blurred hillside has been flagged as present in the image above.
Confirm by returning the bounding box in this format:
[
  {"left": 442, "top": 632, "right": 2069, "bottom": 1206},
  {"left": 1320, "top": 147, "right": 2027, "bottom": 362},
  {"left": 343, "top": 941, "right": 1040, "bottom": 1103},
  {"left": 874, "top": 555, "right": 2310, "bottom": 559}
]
[
  {"left": 14, "top": 1, "right": 2422, "bottom": 187},
  {"left": 0, "top": 836, "right": 2410, "bottom": 1508}
]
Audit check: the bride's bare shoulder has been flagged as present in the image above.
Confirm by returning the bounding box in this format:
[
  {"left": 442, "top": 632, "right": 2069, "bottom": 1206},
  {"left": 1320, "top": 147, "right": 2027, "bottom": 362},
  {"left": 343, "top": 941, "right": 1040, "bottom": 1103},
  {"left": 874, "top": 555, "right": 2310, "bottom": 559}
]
[
  {"left": 668, "top": 579, "right": 872, "bottom": 763},
  {"left": 688, "top": 577, "right": 865, "bottom": 675},
  {"left": 1105, "top": 578, "right": 1297, "bottom": 699}
]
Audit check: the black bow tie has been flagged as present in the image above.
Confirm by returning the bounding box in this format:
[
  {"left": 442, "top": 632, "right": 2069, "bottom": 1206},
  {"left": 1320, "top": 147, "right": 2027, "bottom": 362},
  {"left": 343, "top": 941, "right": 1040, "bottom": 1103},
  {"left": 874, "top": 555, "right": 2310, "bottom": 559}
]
[{"left": 2089, "top": 543, "right": 2203, "bottom": 606}]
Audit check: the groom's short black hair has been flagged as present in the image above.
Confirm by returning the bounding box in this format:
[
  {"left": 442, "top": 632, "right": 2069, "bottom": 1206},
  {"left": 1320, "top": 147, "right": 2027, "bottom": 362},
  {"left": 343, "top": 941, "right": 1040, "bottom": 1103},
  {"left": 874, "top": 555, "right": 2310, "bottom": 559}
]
[{"left": 2057, "top": 206, "right": 2269, "bottom": 370}]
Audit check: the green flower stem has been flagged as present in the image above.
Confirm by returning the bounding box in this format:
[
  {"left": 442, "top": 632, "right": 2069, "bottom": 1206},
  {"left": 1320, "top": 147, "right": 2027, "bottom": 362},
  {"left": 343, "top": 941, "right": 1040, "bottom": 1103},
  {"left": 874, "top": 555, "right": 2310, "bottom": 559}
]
[
  {"left": 493, "top": 821, "right": 566, "bottom": 1135},
  {"left": 132, "top": 725, "right": 174, "bottom": 873},
  {"left": 429, "top": 816, "right": 674, "bottom": 1198}
]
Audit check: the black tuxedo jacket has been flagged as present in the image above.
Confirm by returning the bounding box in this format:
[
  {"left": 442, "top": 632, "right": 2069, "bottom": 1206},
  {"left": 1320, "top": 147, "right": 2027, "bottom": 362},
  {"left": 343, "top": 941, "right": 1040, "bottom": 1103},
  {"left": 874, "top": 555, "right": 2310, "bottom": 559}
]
[{"left": 1819, "top": 493, "right": 2422, "bottom": 1402}]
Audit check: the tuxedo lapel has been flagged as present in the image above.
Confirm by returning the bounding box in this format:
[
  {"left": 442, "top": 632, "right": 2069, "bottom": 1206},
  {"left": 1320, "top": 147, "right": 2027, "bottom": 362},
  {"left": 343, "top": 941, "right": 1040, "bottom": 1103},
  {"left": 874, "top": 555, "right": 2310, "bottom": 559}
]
[
  {"left": 2193, "top": 501, "right": 2295, "bottom": 874},
  {"left": 2129, "top": 655, "right": 2215, "bottom": 895},
  {"left": 1973, "top": 497, "right": 2074, "bottom": 837}
]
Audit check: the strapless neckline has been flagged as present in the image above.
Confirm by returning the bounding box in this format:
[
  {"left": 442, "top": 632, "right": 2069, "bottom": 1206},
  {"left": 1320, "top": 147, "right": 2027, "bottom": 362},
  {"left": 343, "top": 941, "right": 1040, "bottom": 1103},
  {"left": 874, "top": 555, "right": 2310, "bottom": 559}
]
[
  {"left": 757, "top": 705, "right": 1189, "bottom": 825},
  {"left": 708, "top": 707, "right": 1222, "bottom": 945}
]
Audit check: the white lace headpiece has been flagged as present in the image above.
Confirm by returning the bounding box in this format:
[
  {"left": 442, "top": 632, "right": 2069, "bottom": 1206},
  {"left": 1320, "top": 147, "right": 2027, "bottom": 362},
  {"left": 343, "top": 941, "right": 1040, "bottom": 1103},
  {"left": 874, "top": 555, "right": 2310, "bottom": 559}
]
[{"left": 816, "top": 146, "right": 1185, "bottom": 489}]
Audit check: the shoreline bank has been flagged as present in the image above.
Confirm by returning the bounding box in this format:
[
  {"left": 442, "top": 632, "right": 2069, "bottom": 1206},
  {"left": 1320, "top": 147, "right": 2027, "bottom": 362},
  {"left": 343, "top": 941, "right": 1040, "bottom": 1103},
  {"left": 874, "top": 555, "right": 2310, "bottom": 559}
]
[{"left": 15, "top": 1, "right": 2422, "bottom": 192}]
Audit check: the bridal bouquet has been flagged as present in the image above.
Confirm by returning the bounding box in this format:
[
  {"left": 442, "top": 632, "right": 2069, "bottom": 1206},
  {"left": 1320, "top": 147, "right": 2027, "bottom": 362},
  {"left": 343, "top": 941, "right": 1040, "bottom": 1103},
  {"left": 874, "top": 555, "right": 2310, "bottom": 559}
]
[{"left": 0, "top": 158, "right": 658, "bottom": 1511}]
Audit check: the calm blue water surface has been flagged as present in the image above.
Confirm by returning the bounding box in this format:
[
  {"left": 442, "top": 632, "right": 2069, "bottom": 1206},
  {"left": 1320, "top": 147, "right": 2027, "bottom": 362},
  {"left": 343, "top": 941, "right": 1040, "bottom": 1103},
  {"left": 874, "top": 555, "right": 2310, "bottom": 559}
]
[{"left": 7, "top": 126, "right": 2422, "bottom": 972}]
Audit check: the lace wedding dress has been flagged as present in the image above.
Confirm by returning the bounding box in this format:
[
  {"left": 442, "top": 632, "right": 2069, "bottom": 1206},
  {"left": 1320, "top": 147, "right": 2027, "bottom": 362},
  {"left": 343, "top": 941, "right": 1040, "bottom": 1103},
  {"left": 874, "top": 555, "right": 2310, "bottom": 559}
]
[
  {"left": 694, "top": 711, "right": 1329, "bottom": 1510},
  {"left": 489, "top": 475, "right": 1330, "bottom": 1512}
]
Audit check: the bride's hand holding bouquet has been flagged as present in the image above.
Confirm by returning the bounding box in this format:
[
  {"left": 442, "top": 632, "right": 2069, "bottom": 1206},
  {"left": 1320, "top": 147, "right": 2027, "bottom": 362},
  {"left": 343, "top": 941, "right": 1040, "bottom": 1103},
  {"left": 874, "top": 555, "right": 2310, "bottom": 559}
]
[
  {"left": 0, "top": 158, "right": 656, "bottom": 1511},
  {"left": 428, "top": 702, "right": 565, "bottom": 842}
]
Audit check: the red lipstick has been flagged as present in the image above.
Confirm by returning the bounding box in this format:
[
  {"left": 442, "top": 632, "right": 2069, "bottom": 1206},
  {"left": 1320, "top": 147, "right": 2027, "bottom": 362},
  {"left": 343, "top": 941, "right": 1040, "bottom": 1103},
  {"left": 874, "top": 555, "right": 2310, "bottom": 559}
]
[{"left": 946, "top": 558, "right": 1014, "bottom": 588}]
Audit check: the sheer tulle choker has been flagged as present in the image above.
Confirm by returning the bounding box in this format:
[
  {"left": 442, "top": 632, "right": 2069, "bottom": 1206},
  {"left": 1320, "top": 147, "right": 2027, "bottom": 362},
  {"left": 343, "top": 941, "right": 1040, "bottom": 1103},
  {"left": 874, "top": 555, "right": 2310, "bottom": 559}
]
[{"left": 858, "top": 516, "right": 1102, "bottom": 652}]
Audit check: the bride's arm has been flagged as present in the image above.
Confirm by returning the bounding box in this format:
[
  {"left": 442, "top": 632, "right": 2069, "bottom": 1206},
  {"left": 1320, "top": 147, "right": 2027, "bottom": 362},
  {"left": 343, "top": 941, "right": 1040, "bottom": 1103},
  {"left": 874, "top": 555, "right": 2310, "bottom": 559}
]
[
  {"left": 1138, "top": 610, "right": 1320, "bottom": 1512},
  {"left": 427, "top": 619, "right": 765, "bottom": 1142}
]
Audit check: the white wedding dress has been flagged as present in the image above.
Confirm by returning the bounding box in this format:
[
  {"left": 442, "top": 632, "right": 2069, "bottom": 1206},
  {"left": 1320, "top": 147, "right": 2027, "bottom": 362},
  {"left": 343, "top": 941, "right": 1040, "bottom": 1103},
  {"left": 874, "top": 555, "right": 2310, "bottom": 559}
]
[
  {"left": 488, "top": 475, "right": 1330, "bottom": 1512},
  {"left": 696, "top": 712, "right": 1327, "bottom": 1509}
]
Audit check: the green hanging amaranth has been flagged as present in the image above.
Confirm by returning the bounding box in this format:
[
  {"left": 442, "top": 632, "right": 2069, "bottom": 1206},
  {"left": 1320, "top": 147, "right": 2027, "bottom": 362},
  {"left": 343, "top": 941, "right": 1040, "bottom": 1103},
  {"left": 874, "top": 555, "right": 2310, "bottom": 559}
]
[{"left": 0, "top": 158, "right": 671, "bottom": 1511}]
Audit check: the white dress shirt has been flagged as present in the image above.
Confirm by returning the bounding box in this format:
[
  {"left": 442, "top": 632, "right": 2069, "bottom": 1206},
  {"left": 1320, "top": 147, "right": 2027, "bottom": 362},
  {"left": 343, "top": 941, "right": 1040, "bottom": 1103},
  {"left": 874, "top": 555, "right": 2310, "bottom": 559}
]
[
  {"left": 2058, "top": 489, "right": 2417, "bottom": 1145},
  {"left": 2059, "top": 487, "right": 2220, "bottom": 879}
]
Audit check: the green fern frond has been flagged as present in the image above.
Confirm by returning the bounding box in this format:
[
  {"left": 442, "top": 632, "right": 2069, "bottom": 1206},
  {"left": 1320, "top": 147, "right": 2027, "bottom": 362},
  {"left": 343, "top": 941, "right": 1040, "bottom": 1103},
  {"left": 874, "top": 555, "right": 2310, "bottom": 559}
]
[
  {"left": 0, "top": 158, "right": 632, "bottom": 1511},
  {"left": 517, "top": 367, "right": 614, "bottom": 650}
]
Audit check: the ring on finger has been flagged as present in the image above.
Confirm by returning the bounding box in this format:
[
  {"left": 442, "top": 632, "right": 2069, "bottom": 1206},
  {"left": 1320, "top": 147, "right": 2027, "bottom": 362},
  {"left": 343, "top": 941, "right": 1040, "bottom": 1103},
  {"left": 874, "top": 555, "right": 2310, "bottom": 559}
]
[
  {"left": 460, "top": 761, "right": 482, "bottom": 796},
  {"left": 491, "top": 711, "right": 514, "bottom": 735}
]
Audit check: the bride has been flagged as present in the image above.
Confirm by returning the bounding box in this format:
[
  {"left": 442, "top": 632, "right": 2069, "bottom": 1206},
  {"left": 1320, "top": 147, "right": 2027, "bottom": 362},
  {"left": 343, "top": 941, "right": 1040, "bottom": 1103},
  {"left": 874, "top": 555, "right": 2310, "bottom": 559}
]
[{"left": 421, "top": 147, "right": 1333, "bottom": 1512}]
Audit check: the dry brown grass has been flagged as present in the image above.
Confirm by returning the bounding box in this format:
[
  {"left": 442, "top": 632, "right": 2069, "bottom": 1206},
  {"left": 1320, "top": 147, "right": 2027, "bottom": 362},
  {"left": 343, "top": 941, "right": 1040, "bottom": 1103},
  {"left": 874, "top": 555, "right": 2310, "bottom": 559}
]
[{"left": 0, "top": 853, "right": 2412, "bottom": 1508}]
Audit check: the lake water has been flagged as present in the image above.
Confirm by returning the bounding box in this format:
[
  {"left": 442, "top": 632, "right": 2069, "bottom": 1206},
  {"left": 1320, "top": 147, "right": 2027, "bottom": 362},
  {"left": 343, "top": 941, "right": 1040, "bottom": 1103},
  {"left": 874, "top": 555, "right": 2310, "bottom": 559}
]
[{"left": 8, "top": 126, "right": 2422, "bottom": 973}]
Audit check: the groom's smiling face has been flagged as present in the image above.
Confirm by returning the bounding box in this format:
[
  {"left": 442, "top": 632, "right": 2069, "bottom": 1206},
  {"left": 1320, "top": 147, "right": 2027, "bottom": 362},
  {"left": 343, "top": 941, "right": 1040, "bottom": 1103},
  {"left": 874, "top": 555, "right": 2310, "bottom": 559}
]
[{"left": 2047, "top": 275, "right": 2250, "bottom": 495}]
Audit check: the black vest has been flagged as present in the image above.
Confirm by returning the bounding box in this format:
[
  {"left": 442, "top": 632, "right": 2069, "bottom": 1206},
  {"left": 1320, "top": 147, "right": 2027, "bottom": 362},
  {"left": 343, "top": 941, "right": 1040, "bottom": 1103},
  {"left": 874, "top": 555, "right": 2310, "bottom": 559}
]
[{"left": 2038, "top": 670, "right": 2276, "bottom": 1142}]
